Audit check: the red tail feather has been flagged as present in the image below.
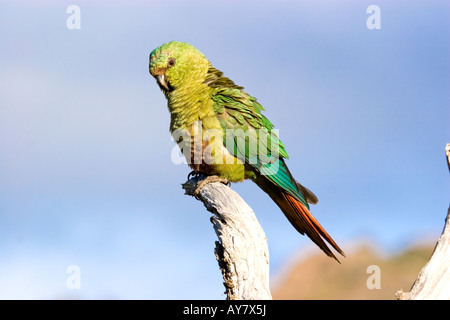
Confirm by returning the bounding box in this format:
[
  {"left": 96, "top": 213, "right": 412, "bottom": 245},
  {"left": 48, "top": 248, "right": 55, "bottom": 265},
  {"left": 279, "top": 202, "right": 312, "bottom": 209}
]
[
  {"left": 283, "top": 193, "right": 345, "bottom": 262},
  {"left": 256, "top": 176, "right": 344, "bottom": 262}
]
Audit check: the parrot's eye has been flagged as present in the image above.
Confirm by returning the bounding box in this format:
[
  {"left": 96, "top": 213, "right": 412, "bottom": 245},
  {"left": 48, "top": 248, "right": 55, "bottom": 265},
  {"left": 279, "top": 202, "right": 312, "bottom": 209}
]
[{"left": 167, "top": 58, "right": 176, "bottom": 68}]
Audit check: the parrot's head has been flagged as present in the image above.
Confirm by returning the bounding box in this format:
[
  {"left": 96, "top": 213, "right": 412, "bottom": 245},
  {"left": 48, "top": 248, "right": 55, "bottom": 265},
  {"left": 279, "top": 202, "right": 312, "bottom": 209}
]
[{"left": 149, "top": 41, "right": 210, "bottom": 95}]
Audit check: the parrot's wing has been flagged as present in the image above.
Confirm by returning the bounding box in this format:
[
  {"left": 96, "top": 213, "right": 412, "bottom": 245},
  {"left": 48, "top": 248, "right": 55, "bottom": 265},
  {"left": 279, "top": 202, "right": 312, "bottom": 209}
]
[{"left": 206, "top": 66, "right": 313, "bottom": 207}]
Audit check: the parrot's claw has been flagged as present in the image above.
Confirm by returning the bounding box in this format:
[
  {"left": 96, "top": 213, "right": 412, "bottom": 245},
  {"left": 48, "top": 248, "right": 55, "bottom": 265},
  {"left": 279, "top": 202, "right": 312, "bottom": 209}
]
[
  {"left": 194, "top": 175, "right": 230, "bottom": 198},
  {"left": 187, "top": 170, "right": 201, "bottom": 181}
]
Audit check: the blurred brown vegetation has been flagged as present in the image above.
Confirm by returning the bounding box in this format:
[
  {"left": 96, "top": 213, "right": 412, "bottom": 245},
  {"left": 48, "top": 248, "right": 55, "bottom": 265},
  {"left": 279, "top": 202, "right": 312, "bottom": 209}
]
[{"left": 271, "top": 243, "right": 434, "bottom": 300}]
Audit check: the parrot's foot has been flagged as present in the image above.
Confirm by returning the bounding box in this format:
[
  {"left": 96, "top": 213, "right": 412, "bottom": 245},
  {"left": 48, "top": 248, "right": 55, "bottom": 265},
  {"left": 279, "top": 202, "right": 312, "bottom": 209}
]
[{"left": 194, "top": 175, "right": 230, "bottom": 197}]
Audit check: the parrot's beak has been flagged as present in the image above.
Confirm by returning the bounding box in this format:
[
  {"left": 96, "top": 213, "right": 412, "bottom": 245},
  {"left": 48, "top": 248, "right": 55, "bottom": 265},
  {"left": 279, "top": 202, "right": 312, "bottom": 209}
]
[{"left": 156, "top": 74, "right": 170, "bottom": 91}]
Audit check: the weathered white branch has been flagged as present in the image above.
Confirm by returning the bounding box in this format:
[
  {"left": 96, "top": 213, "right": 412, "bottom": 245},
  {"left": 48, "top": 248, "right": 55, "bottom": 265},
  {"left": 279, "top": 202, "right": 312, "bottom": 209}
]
[
  {"left": 396, "top": 143, "right": 450, "bottom": 300},
  {"left": 446, "top": 143, "right": 450, "bottom": 173},
  {"left": 182, "top": 176, "right": 272, "bottom": 300},
  {"left": 396, "top": 208, "right": 450, "bottom": 300}
]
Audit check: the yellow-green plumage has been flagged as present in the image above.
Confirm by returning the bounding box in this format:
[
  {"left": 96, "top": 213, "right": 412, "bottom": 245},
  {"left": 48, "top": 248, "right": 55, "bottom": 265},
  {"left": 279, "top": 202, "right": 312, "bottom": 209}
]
[{"left": 149, "top": 41, "right": 344, "bottom": 261}]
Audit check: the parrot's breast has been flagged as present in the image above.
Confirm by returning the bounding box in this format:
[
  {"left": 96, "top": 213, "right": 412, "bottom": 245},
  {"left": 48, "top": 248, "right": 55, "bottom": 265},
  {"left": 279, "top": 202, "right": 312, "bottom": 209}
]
[{"left": 175, "top": 121, "right": 246, "bottom": 182}]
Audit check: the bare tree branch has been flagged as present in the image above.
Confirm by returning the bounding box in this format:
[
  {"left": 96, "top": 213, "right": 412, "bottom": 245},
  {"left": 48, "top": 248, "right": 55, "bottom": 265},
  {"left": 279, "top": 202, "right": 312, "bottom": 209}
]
[
  {"left": 396, "top": 144, "right": 450, "bottom": 300},
  {"left": 182, "top": 176, "right": 272, "bottom": 300}
]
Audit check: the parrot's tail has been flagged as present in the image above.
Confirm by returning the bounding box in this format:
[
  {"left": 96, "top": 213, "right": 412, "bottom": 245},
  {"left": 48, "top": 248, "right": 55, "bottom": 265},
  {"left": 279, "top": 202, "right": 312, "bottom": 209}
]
[{"left": 255, "top": 178, "right": 345, "bottom": 262}]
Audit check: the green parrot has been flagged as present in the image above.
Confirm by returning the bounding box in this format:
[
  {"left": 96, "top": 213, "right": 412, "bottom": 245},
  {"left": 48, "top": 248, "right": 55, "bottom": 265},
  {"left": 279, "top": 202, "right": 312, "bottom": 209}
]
[{"left": 149, "top": 41, "right": 344, "bottom": 261}]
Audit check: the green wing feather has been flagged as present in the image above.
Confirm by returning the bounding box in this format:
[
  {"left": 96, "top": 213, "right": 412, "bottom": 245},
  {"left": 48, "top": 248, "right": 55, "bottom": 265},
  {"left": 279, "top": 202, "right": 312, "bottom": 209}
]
[{"left": 205, "top": 66, "right": 311, "bottom": 208}]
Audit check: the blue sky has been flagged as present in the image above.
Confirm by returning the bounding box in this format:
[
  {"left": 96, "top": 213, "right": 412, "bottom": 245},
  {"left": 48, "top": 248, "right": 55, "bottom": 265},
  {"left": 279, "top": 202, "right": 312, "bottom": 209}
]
[{"left": 0, "top": 0, "right": 448, "bottom": 299}]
